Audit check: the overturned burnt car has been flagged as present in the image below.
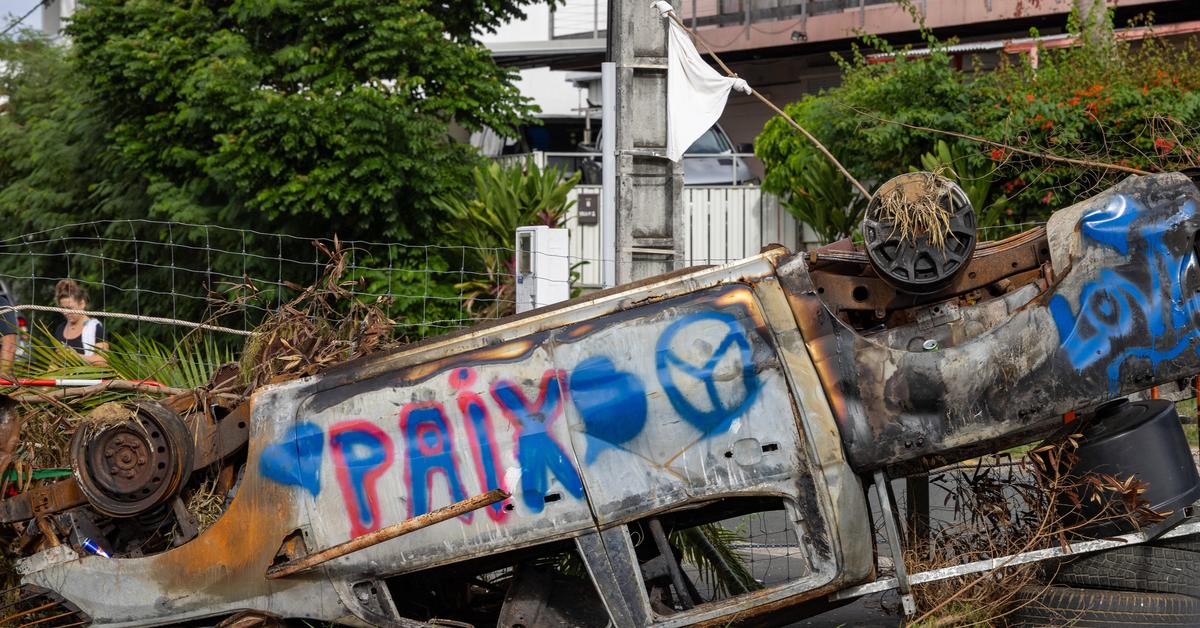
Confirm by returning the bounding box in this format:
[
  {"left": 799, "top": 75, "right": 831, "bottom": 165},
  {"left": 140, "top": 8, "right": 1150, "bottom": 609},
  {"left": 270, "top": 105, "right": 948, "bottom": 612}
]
[{"left": 1, "top": 171, "right": 1199, "bottom": 626}]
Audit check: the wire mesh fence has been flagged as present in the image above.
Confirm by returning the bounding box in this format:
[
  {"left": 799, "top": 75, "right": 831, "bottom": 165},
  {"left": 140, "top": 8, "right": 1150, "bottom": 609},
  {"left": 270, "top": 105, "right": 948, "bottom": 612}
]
[
  {"left": 0, "top": 220, "right": 538, "bottom": 341},
  {"left": 0, "top": 219, "right": 778, "bottom": 351},
  {"left": 0, "top": 215, "right": 1041, "bottom": 351}
]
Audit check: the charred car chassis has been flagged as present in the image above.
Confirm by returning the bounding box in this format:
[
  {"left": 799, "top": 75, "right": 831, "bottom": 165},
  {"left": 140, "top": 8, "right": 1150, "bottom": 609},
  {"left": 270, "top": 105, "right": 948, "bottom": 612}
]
[{"left": 2, "top": 172, "right": 1200, "bottom": 626}]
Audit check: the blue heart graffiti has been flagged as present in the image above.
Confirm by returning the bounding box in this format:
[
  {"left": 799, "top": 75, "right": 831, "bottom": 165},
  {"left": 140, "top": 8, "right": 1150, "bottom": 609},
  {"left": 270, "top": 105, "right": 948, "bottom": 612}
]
[{"left": 259, "top": 421, "right": 324, "bottom": 497}]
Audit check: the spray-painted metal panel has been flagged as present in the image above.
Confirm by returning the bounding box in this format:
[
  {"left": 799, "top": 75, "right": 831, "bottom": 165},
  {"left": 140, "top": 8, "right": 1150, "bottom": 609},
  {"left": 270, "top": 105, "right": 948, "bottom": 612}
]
[
  {"left": 291, "top": 337, "right": 596, "bottom": 579},
  {"left": 782, "top": 172, "right": 1200, "bottom": 471},
  {"left": 557, "top": 285, "right": 806, "bottom": 524},
  {"left": 14, "top": 252, "right": 867, "bottom": 626},
  {"left": 273, "top": 284, "right": 816, "bottom": 581}
]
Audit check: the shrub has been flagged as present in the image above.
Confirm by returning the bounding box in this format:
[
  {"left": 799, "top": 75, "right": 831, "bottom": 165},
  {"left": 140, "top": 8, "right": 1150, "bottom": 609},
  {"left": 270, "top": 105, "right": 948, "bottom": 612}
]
[{"left": 756, "top": 6, "right": 1199, "bottom": 244}]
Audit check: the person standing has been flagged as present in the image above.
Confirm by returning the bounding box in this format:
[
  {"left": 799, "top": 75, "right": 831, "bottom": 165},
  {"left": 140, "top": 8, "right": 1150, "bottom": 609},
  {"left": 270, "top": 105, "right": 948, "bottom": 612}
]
[
  {"left": 53, "top": 280, "right": 108, "bottom": 366},
  {"left": 0, "top": 291, "right": 17, "bottom": 376}
]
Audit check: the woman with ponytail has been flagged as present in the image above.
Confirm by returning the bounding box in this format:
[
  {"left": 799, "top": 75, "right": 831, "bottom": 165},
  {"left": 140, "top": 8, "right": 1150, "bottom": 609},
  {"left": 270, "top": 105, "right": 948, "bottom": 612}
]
[{"left": 52, "top": 280, "right": 108, "bottom": 366}]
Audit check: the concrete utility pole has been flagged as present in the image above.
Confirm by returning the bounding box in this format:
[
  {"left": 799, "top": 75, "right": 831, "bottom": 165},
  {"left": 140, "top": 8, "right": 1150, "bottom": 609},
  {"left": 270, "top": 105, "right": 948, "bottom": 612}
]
[
  {"left": 608, "top": 1, "right": 685, "bottom": 284},
  {"left": 1074, "top": 0, "right": 1112, "bottom": 43}
]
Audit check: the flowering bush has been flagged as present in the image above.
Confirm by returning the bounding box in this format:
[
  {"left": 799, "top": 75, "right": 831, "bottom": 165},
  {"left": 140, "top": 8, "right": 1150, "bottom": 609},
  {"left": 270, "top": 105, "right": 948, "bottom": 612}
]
[{"left": 756, "top": 8, "right": 1200, "bottom": 243}]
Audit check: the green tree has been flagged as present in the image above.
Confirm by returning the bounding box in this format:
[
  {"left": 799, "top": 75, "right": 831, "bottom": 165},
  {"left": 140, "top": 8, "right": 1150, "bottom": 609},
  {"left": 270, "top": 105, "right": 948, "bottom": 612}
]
[
  {"left": 0, "top": 37, "right": 128, "bottom": 231},
  {"left": 1, "top": 1, "right": 557, "bottom": 334},
  {"left": 63, "top": 0, "right": 546, "bottom": 242}
]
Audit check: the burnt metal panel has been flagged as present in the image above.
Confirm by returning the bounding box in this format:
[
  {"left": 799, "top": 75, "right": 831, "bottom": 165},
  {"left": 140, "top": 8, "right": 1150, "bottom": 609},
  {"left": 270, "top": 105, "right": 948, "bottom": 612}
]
[
  {"left": 780, "top": 173, "right": 1200, "bottom": 472},
  {"left": 558, "top": 285, "right": 803, "bottom": 525},
  {"left": 11, "top": 250, "right": 870, "bottom": 625}
]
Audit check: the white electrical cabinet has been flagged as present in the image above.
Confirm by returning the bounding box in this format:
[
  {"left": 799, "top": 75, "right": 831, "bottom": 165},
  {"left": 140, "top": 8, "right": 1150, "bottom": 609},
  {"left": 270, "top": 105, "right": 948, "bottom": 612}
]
[{"left": 515, "top": 226, "right": 570, "bottom": 314}]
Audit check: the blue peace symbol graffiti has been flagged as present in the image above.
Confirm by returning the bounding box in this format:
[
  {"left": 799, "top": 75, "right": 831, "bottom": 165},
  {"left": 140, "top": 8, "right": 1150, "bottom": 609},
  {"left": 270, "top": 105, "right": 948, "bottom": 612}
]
[{"left": 655, "top": 311, "right": 761, "bottom": 436}]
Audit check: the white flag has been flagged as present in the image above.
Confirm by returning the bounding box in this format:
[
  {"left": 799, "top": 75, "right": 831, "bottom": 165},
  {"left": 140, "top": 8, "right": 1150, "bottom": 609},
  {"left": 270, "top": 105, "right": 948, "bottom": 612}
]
[{"left": 656, "top": 2, "right": 751, "bottom": 162}]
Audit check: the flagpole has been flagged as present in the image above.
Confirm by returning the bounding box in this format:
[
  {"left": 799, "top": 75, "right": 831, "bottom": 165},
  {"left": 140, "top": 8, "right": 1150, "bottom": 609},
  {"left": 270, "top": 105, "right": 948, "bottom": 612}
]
[{"left": 661, "top": 9, "right": 871, "bottom": 200}]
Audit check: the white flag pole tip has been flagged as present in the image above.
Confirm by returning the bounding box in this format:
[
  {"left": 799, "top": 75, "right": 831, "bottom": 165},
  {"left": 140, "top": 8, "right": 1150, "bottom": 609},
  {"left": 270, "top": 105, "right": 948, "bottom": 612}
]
[{"left": 653, "top": 1, "right": 674, "bottom": 18}]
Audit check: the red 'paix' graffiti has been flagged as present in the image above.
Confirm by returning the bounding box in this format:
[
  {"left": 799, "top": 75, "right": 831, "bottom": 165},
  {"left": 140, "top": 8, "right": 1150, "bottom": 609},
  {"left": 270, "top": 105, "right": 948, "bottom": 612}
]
[{"left": 328, "top": 367, "right": 582, "bottom": 537}]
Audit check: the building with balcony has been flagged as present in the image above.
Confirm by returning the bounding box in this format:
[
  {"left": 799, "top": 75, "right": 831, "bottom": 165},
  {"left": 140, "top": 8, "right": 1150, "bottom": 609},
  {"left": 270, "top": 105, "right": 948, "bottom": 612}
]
[
  {"left": 485, "top": 0, "right": 1200, "bottom": 280},
  {"left": 491, "top": 0, "right": 1200, "bottom": 147}
]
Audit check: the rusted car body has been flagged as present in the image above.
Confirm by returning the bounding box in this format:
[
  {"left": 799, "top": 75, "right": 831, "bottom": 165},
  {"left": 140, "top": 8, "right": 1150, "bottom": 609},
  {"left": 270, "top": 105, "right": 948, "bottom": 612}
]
[{"left": 7, "top": 172, "right": 1200, "bottom": 626}]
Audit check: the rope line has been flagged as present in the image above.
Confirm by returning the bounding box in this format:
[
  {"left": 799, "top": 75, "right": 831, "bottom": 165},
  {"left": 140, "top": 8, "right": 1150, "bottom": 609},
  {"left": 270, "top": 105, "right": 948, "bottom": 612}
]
[
  {"left": 0, "top": 0, "right": 42, "bottom": 37},
  {"left": 661, "top": 9, "right": 871, "bottom": 199},
  {"left": 0, "top": 304, "right": 253, "bottom": 337}
]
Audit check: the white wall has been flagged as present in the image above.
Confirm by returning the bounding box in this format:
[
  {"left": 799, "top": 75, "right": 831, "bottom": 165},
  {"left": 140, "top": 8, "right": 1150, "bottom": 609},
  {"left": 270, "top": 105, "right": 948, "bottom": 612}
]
[
  {"left": 41, "top": 0, "right": 75, "bottom": 38},
  {"left": 481, "top": 4, "right": 586, "bottom": 118}
]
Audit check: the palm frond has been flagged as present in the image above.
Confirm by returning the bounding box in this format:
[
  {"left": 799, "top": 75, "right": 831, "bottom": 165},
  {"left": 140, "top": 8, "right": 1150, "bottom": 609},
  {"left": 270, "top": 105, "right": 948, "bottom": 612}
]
[
  {"left": 671, "top": 523, "right": 762, "bottom": 599},
  {"left": 17, "top": 322, "right": 115, "bottom": 381},
  {"left": 102, "top": 333, "right": 232, "bottom": 389}
]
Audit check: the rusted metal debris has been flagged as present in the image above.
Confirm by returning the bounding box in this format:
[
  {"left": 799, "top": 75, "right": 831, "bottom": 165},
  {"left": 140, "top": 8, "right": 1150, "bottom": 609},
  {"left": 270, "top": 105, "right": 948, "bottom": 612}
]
[
  {"left": 0, "top": 479, "right": 86, "bottom": 524},
  {"left": 807, "top": 226, "right": 1049, "bottom": 317},
  {"left": 267, "top": 488, "right": 508, "bottom": 579}
]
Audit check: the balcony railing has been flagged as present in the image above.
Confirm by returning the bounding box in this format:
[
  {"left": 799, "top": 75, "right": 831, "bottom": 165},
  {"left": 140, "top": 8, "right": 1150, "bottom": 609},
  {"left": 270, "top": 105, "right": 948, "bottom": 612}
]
[
  {"left": 549, "top": 0, "right": 898, "bottom": 40},
  {"left": 496, "top": 150, "right": 765, "bottom": 186}
]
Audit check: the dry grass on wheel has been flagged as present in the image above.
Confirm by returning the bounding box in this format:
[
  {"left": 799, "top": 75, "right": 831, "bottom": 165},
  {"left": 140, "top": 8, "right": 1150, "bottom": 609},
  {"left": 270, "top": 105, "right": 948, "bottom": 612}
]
[{"left": 873, "top": 171, "right": 956, "bottom": 249}]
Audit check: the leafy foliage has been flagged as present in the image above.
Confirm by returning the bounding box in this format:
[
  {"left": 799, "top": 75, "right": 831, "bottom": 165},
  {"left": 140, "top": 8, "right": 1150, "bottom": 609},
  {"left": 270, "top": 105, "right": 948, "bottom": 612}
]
[
  {"left": 770, "top": 149, "right": 868, "bottom": 243},
  {"left": 16, "top": 323, "right": 98, "bottom": 381},
  {"left": 4, "top": 323, "right": 229, "bottom": 414},
  {"left": 102, "top": 333, "right": 232, "bottom": 389},
  {"left": 1, "top": 1, "right": 557, "bottom": 333},
  {"left": 0, "top": 38, "right": 119, "bottom": 232},
  {"left": 61, "top": 0, "right": 544, "bottom": 242},
  {"left": 671, "top": 523, "right": 761, "bottom": 599},
  {"left": 756, "top": 7, "right": 1200, "bottom": 244},
  {"left": 434, "top": 158, "right": 580, "bottom": 317},
  {"left": 344, "top": 246, "right": 467, "bottom": 338},
  {"left": 14, "top": 323, "right": 230, "bottom": 390}
]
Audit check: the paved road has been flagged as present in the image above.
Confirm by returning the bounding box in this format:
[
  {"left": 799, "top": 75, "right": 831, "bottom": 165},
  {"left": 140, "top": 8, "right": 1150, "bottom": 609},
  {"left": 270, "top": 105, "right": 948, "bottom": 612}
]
[{"left": 795, "top": 594, "right": 900, "bottom": 627}]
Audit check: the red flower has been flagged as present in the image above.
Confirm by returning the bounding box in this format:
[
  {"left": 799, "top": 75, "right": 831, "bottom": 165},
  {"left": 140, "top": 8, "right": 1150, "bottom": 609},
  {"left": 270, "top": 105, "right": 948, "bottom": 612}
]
[
  {"left": 1155, "top": 137, "right": 1176, "bottom": 153},
  {"left": 1025, "top": 93, "right": 1036, "bottom": 102},
  {"left": 1041, "top": 191, "right": 1054, "bottom": 205},
  {"left": 1067, "top": 96, "right": 1081, "bottom": 106},
  {"left": 990, "top": 148, "right": 1006, "bottom": 160},
  {"left": 1041, "top": 120, "right": 1054, "bottom": 130},
  {"left": 1003, "top": 178, "right": 1026, "bottom": 194}
]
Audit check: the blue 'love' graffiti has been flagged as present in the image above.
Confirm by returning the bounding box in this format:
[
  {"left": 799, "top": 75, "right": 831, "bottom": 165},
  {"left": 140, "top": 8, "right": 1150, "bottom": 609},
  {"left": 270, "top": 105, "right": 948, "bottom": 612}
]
[{"left": 1050, "top": 195, "right": 1200, "bottom": 390}]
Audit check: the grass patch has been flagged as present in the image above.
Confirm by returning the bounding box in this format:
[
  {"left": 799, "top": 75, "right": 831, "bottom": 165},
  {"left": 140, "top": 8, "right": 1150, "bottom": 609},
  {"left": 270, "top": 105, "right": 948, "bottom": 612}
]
[
  {"left": 1176, "top": 398, "right": 1197, "bottom": 450},
  {"left": 873, "top": 171, "right": 955, "bottom": 248}
]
